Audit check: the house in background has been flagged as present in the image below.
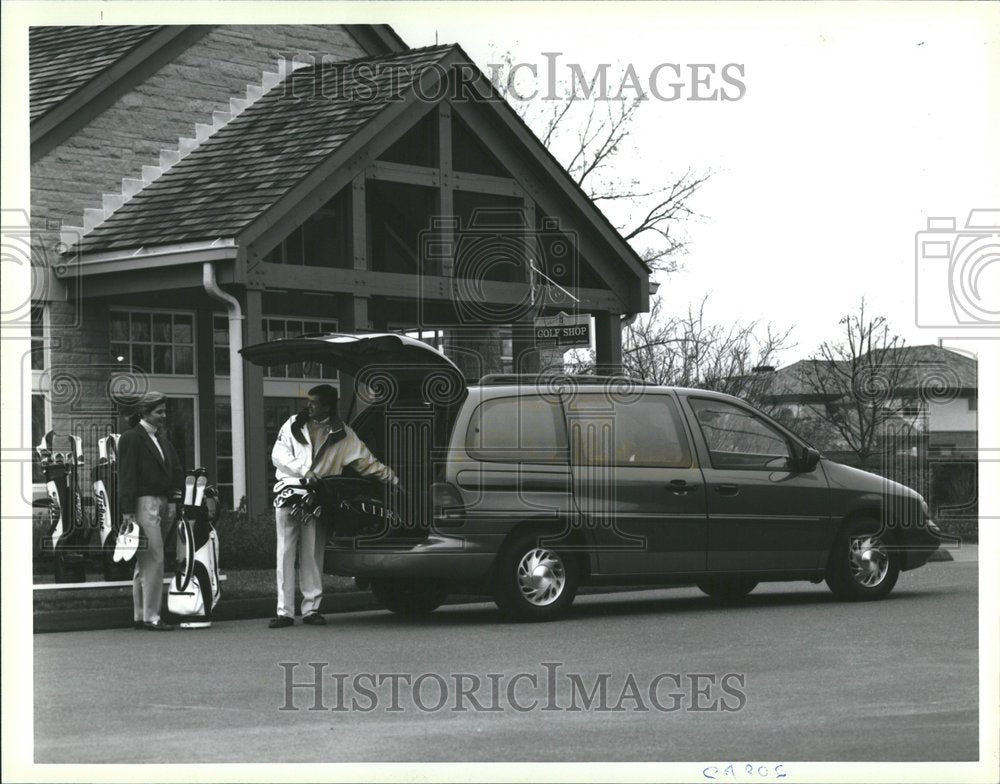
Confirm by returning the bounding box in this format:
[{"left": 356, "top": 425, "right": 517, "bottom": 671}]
[
  {"left": 759, "top": 344, "right": 978, "bottom": 463},
  {"left": 28, "top": 24, "right": 651, "bottom": 517}
]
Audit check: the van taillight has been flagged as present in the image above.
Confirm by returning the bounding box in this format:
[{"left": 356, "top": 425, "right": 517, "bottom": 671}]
[{"left": 432, "top": 482, "right": 465, "bottom": 522}]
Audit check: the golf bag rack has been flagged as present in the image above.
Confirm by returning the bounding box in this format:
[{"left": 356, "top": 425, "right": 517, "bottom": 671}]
[{"left": 35, "top": 430, "right": 89, "bottom": 582}]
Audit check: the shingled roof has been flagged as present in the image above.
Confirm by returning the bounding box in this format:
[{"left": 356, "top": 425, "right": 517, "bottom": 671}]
[
  {"left": 763, "top": 345, "right": 977, "bottom": 400},
  {"left": 29, "top": 25, "right": 164, "bottom": 122},
  {"left": 76, "top": 45, "right": 455, "bottom": 253}
]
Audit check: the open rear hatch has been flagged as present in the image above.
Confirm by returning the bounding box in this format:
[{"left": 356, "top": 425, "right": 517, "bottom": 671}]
[
  {"left": 241, "top": 332, "right": 460, "bottom": 385},
  {"left": 241, "top": 333, "right": 467, "bottom": 541}
]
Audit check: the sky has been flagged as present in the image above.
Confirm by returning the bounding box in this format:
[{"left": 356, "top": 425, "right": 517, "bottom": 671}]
[
  {"left": 3, "top": 2, "right": 997, "bottom": 367},
  {"left": 389, "top": 2, "right": 1000, "bottom": 365}
]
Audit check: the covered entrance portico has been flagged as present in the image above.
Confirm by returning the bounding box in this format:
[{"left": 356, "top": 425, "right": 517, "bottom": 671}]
[{"left": 60, "top": 45, "right": 651, "bottom": 517}]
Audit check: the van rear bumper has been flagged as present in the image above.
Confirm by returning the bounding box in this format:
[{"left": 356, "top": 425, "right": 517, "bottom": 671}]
[{"left": 324, "top": 533, "right": 498, "bottom": 580}]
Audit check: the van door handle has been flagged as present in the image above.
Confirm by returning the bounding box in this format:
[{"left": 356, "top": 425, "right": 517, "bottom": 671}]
[
  {"left": 714, "top": 483, "right": 739, "bottom": 496},
  {"left": 668, "top": 480, "right": 697, "bottom": 495}
]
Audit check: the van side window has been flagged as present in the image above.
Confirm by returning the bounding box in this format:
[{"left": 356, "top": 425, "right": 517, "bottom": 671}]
[
  {"left": 688, "top": 397, "right": 791, "bottom": 470},
  {"left": 466, "top": 395, "right": 568, "bottom": 463},
  {"left": 565, "top": 393, "right": 692, "bottom": 468}
]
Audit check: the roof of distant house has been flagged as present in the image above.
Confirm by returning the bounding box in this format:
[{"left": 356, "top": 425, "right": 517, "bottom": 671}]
[{"left": 762, "top": 345, "right": 977, "bottom": 400}]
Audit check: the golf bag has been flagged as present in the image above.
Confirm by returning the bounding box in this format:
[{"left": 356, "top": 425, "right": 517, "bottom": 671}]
[
  {"left": 317, "top": 476, "right": 404, "bottom": 538},
  {"left": 36, "top": 431, "right": 89, "bottom": 582},
  {"left": 92, "top": 433, "right": 132, "bottom": 580},
  {"left": 167, "top": 469, "right": 221, "bottom": 628}
]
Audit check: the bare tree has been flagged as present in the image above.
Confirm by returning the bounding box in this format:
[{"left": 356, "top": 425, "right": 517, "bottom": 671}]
[
  {"left": 565, "top": 296, "right": 793, "bottom": 409},
  {"left": 798, "top": 299, "right": 913, "bottom": 469},
  {"left": 489, "top": 55, "right": 711, "bottom": 272}
]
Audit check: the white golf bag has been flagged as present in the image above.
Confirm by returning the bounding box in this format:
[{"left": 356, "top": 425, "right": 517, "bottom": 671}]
[{"left": 167, "top": 469, "right": 221, "bottom": 628}]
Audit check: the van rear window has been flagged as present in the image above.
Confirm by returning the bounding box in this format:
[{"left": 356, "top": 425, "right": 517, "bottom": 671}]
[{"left": 466, "top": 395, "right": 568, "bottom": 463}]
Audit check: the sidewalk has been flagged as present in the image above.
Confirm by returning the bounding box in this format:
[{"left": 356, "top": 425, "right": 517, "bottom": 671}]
[
  {"left": 34, "top": 544, "right": 978, "bottom": 633},
  {"left": 33, "top": 570, "right": 366, "bottom": 633}
]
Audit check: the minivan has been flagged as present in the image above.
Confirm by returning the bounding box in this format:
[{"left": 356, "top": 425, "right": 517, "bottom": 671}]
[{"left": 242, "top": 333, "right": 943, "bottom": 621}]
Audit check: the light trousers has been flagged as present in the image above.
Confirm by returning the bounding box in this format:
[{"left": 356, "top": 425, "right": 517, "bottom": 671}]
[
  {"left": 275, "top": 506, "right": 327, "bottom": 618},
  {"left": 133, "top": 495, "right": 167, "bottom": 623}
]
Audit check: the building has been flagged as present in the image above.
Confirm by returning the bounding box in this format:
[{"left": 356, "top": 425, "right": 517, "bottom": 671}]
[
  {"left": 28, "top": 24, "right": 651, "bottom": 516},
  {"left": 759, "top": 344, "right": 978, "bottom": 462}
]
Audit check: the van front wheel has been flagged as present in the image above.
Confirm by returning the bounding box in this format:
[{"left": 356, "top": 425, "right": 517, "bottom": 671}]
[
  {"left": 493, "top": 531, "right": 579, "bottom": 621},
  {"left": 825, "top": 519, "right": 900, "bottom": 601}
]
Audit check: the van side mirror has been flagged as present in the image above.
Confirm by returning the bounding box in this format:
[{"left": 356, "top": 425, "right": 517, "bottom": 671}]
[{"left": 791, "top": 446, "right": 821, "bottom": 473}]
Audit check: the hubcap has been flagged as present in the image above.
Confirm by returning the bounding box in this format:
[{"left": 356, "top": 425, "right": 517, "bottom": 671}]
[
  {"left": 848, "top": 534, "right": 889, "bottom": 587},
  {"left": 515, "top": 548, "right": 566, "bottom": 606}
]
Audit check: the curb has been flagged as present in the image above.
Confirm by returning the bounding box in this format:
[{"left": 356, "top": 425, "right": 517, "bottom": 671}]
[
  {"left": 32, "top": 592, "right": 379, "bottom": 634},
  {"left": 33, "top": 584, "right": 686, "bottom": 634},
  {"left": 35, "top": 545, "right": 972, "bottom": 633}
]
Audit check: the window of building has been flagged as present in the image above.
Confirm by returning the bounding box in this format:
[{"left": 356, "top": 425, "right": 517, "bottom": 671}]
[
  {"left": 215, "top": 396, "right": 303, "bottom": 506},
  {"left": 262, "top": 317, "right": 339, "bottom": 380},
  {"left": 31, "top": 305, "right": 48, "bottom": 483},
  {"left": 214, "top": 399, "right": 234, "bottom": 509},
  {"left": 30, "top": 305, "right": 45, "bottom": 370},
  {"left": 402, "top": 328, "right": 445, "bottom": 352},
  {"left": 262, "top": 190, "right": 349, "bottom": 267},
  {"left": 452, "top": 113, "right": 512, "bottom": 178},
  {"left": 466, "top": 395, "right": 568, "bottom": 463},
  {"left": 31, "top": 393, "right": 47, "bottom": 483},
  {"left": 689, "top": 397, "right": 791, "bottom": 470},
  {"left": 110, "top": 310, "right": 194, "bottom": 375},
  {"left": 213, "top": 316, "right": 338, "bottom": 378},
  {"left": 213, "top": 316, "right": 231, "bottom": 376},
  {"left": 265, "top": 397, "right": 302, "bottom": 484},
  {"left": 566, "top": 393, "right": 692, "bottom": 468},
  {"left": 165, "top": 397, "right": 197, "bottom": 471}
]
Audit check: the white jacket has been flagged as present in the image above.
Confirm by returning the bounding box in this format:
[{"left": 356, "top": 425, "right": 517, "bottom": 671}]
[{"left": 271, "top": 415, "right": 395, "bottom": 484}]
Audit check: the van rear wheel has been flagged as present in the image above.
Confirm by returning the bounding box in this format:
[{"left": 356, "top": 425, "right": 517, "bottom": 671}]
[
  {"left": 493, "top": 531, "right": 579, "bottom": 621},
  {"left": 369, "top": 578, "right": 447, "bottom": 617}
]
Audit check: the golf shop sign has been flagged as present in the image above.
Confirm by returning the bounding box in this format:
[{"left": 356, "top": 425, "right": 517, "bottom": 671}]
[{"left": 534, "top": 312, "right": 592, "bottom": 348}]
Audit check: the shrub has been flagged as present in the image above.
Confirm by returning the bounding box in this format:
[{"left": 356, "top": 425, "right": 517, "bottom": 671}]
[{"left": 214, "top": 507, "right": 276, "bottom": 569}]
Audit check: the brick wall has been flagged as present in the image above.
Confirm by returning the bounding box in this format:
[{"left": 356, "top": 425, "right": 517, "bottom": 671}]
[
  {"left": 31, "top": 25, "right": 367, "bottom": 457},
  {"left": 44, "top": 298, "right": 116, "bottom": 448}
]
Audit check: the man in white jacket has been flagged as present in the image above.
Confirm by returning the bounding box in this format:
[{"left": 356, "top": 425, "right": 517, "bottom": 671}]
[{"left": 269, "top": 384, "right": 395, "bottom": 628}]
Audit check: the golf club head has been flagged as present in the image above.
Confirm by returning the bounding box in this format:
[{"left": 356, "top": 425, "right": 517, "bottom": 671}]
[
  {"left": 193, "top": 468, "right": 208, "bottom": 507},
  {"left": 184, "top": 472, "right": 196, "bottom": 506}
]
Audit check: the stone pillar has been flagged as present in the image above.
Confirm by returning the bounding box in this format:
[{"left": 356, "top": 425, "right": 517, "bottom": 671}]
[
  {"left": 442, "top": 328, "right": 504, "bottom": 382},
  {"left": 241, "top": 288, "right": 267, "bottom": 517},
  {"left": 594, "top": 312, "right": 623, "bottom": 376},
  {"left": 511, "top": 321, "right": 541, "bottom": 375}
]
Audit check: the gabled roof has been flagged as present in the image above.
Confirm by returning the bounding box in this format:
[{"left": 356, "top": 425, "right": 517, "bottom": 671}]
[
  {"left": 69, "top": 42, "right": 650, "bottom": 309},
  {"left": 763, "top": 345, "right": 977, "bottom": 400},
  {"left": 77, "top": 45, "right": 455, "bottom": 252},
  {"left": 29, "top": 25, "right": 165, "bottom": 122}
]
